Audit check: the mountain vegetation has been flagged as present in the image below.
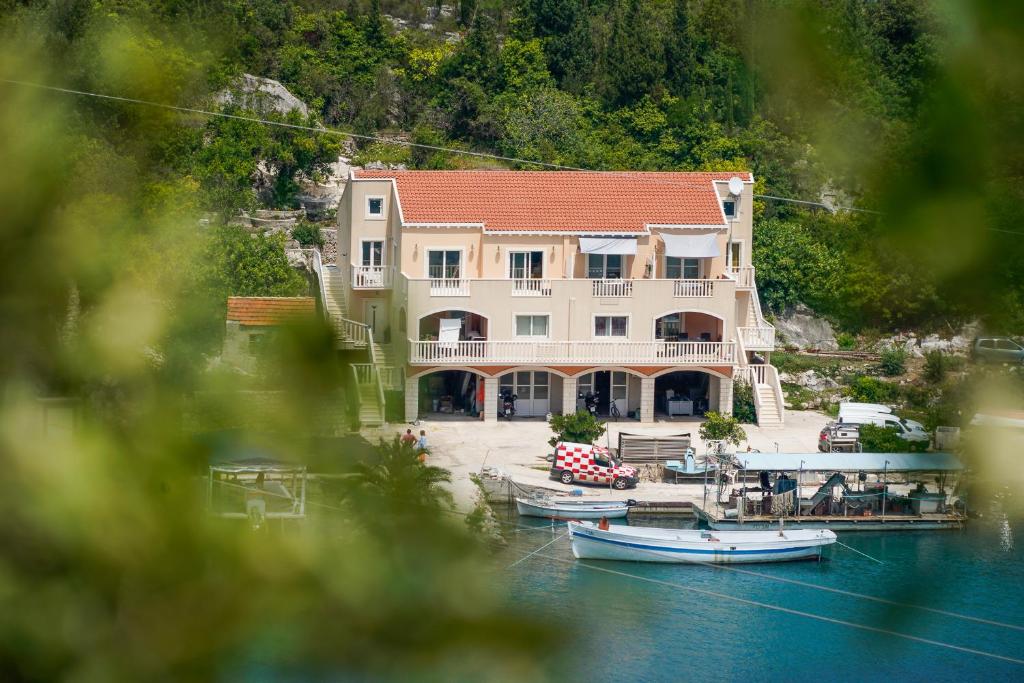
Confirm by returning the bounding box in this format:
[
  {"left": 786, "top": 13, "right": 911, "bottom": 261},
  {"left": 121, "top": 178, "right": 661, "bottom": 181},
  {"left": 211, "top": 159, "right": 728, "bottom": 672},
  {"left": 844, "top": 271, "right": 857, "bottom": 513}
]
[{"left": 3, "top": 1, "right": 1022, "bottom": 334}]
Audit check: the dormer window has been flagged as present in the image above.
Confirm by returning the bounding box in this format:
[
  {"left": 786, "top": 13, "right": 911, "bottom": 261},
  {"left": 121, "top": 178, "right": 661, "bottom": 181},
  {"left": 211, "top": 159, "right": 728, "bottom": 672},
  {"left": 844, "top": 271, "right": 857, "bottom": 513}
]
[
  {"left": 723, "top": 199, "right": 737, "bottom": 219},
  {"left": 366, "top": 196, "right": 385, "bottom": 219}
]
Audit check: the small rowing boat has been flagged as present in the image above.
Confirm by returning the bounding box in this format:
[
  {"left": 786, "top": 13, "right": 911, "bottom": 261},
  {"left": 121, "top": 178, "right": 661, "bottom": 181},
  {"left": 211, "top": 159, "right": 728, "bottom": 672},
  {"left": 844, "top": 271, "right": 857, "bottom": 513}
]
[
  {"left": 568, "top": 521, "right": 836, "bottom": 564},
  {"left": 516, "top": 497, "right": 631, "bottom": 520}
]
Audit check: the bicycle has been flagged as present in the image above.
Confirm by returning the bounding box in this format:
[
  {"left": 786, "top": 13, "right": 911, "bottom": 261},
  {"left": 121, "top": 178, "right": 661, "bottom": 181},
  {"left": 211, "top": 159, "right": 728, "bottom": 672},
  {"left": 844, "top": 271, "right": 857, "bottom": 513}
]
[{"left": 608, "top": 401, "right": 621, "bottom": 420}]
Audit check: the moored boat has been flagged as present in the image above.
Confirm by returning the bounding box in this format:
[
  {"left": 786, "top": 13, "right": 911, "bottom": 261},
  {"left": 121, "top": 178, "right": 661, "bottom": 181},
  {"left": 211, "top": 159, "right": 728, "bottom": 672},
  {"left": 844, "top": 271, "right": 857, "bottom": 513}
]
[
  {"left": 516, "top": 497, "right": 631, "bottom": 520},
  {"left": 567, "top": 521, "right": 836, "bottom": 563}
]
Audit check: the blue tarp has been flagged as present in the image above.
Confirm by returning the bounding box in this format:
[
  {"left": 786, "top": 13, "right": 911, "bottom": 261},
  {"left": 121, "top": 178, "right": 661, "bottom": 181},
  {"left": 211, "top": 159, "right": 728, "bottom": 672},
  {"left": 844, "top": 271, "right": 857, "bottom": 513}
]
[{"left": 731, "top": 452, "right": 963, "bottom": 473}]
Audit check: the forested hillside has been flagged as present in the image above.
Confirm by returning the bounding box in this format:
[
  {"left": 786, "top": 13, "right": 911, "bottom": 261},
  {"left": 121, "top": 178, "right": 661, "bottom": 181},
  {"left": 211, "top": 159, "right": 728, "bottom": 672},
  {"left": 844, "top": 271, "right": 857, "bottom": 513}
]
[{"left": 2, "top": 0, "right": 1023, "bottom": 334}]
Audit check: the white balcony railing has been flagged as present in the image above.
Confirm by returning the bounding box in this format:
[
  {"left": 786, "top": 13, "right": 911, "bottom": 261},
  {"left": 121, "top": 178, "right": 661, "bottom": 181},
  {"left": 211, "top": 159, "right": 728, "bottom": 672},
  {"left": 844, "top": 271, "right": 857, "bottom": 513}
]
[
  {"left": 351, "top": 265, "right": 393, "bottom": 289},
  {"left": 429, "top": 278, "right": 471, "bottom": 296},
  {"left": 673, "top": 279, "right": 716, "bottom": 297},
  {"left": 409, "top": 340, "right": 736, "bottom": 365},
  {"left": 511, "top": 278, "right": 552, "bottom": 297},
  {"left": 378, "top": 365, "right": 403, "bottom": 391},
  {"left": 738, "top": 326, "right": 776, "bottom": 349},
  {"left": 729, "top": 266, "right": 755, "bottom": 289},
  {"left": 592, "top": 279, "right": 632, "bottom": 297}
]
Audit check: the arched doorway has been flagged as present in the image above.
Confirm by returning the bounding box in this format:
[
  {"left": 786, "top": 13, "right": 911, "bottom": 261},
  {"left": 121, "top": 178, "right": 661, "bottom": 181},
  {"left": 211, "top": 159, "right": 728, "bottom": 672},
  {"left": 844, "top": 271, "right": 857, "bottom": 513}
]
[
  {"left": 417, "top": 310, "right": 489, "bottom": 341},
  {"left": 654, "top": 371, "right": 711, "bottom": 418},
  {"left": 654, "top": 311, "right": 724, "bottom": 342},
  {"left": 417, "top": 369, "right": 483, "bottom": 418},
  {"left": 576, "top": 369, "right": 641, "bottom": 419}
]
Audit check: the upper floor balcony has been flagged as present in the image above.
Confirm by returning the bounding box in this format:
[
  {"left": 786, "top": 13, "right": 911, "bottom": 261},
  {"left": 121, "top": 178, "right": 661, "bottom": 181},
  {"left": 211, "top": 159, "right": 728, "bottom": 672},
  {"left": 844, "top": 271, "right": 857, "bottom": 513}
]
[
  {"left": 408, "top": 339, "right": 737, "bottom": 366},
  {"left": 351, "top": 264, "right": 394, "bottom": 289}
]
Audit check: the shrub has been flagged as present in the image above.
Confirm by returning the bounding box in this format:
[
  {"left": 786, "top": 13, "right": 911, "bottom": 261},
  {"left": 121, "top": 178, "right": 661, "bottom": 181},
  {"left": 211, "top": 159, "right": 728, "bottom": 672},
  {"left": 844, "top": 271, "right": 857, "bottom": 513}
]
[
  {"left": 858, "top": 424, "right": 928, "bottom": 453},
  {"left": 923, "top": 350, "right": 947, "bottom": 383},
  {"left": 836, "top": 332, "right": 857, "bottom": 350},
  {"left": 698, "top": 411, "right": 746, "bottom": 446},
  {"left": 732, "top": 380, "right": 757, "bottom": 423},
  {"left": 848, "top": 376, "right": 898, "bottom": 403},
  {"left": 291, "top": 220, "right": 324, "bottom": 248},
  {"left": 879, "top": 347, "right": 907, "bottom": 376},
  {"left": 548, "top": 411, "right": 606, "bottom": 447}
]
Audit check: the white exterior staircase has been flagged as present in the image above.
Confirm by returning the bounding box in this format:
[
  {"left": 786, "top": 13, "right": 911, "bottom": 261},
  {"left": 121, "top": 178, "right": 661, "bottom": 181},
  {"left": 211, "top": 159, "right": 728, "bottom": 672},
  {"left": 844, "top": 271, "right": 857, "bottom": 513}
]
[{"left": 735, "top": 272, "right": 785, "bottom": 427}]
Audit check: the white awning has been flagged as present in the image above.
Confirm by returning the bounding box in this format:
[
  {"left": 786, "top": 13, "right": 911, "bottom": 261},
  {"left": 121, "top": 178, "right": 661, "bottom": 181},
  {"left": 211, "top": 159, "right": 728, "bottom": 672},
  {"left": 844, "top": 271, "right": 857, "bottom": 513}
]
[
  {"left": 579, "top": 237, "right": 638, "bottom": 255},
  {"left": 438, "top": 318, "right": 462, "bottom": 345},
  {"left": 661, "top": 233, "right": 721, "bottom": 258}
]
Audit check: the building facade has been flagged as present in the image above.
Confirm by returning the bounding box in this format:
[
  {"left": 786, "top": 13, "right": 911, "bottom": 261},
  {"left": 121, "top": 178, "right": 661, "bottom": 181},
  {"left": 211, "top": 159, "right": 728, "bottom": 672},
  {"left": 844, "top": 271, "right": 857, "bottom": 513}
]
[{"left": 325, "top": 170, "right": 783, "bottom": 426}]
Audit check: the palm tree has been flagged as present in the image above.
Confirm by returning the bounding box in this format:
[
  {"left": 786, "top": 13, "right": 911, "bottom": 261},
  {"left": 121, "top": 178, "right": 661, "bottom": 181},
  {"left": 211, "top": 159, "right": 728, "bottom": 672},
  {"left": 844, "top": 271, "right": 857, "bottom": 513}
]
[{"left": 352, "top": 436, "right": 454, "bottom": 512}]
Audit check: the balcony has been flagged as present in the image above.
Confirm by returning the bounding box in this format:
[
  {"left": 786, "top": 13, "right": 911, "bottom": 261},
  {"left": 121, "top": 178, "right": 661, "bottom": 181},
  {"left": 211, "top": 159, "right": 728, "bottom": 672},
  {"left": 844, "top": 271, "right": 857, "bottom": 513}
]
[
  {"left": 351, "top": 265, "right": 393, "bottom": 289},
  {"left": 738, "top": 326, "right": 776, "bottom": 350},
  {"left": 511, "top": 278, "right": 552, "bottom": 297},
  {"left": 728, "top": 266, "right": 755, "bottom": 289},
  {"left": 429, "top": 278, "right": 471, "bottom": 297},
  {"left": 408, "top": 339, "right": 736, "bottom": 365},
  {"left": 592, "top": 279, "right": 633, "bottom": 297},
  {"left": 673, "top": 279, "right": 718, "bottom": 297}
]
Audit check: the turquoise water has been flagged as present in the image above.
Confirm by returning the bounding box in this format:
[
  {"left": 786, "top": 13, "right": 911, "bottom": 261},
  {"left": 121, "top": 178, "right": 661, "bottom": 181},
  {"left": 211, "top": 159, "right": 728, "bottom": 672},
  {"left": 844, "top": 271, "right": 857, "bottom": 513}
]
[{"left": 497, "top": 496, "right": 1024, "bottom": 681}]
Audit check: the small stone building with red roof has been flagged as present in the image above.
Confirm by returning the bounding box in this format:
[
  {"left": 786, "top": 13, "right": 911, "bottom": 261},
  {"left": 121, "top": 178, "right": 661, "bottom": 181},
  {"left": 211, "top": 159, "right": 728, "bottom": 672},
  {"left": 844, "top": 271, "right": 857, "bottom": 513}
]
[
  {"left": 223, "top": 297, "right": 315, "bottom": 372},
  {"left": 324, "top": 169, "right": 781, "bottom": 426}
]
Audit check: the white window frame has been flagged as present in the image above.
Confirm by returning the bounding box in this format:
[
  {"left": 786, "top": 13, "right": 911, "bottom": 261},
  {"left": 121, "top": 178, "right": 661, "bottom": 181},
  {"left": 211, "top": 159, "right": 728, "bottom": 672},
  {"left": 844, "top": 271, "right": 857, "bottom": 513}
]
[
  {"left": 587, "top": 253, "right": 626, "bottom": 279},
  {"left": 424, "top": 247, "right": 465, "bottom": 279},
  {"left": 513, "top": 313, "right": 551, "bottom": 339},
  {"left": 723, "top": 198, "right": 737, "bottom": 219},
  {"left": 727, "top": 239, "right": 744, "bottom": 269},
  {"left": 508, "top": 250, "right": 545, "bottom": 279},
  {"left": 664, "top": 256, "right": 703, "bottom": 279},
  {"left": 592, "top": 314, "right": 630, "bottom": 340},
  {"left": 365, "top": 195, "right": 386, "bottom": 220},
  {"left": 360, "top": 238, "right": 385, "bottom": 267}
]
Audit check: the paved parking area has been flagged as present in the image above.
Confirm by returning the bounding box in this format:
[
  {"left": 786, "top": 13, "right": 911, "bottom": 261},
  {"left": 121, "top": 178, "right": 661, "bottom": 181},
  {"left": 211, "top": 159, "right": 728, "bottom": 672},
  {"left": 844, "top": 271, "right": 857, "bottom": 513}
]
[{"left": 371, "top": 411, "right": 831, "bottom": 510}]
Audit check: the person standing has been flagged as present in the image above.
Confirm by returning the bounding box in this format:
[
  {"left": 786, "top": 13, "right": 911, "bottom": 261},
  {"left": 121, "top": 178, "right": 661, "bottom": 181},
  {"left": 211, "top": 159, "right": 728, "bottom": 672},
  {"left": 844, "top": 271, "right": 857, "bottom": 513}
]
[
  {"left": 416, "top": 429, "right": 428, "bottom": 463},
  {"left": 400, "top": 428, "right": 416, "bottom": 447}
]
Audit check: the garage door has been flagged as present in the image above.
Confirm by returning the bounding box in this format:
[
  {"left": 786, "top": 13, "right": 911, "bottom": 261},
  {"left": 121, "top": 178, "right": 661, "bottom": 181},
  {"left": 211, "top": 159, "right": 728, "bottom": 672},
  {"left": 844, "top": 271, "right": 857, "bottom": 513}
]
[{"left": 499, "top": 371, "right": 550, "bottom": 417}]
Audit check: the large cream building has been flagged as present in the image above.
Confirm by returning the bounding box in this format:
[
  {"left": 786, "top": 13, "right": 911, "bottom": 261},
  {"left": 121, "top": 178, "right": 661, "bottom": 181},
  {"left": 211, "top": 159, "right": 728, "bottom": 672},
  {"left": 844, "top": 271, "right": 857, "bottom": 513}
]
[{"left": 317, "top": 169, "right": 783, "bottom": 427}]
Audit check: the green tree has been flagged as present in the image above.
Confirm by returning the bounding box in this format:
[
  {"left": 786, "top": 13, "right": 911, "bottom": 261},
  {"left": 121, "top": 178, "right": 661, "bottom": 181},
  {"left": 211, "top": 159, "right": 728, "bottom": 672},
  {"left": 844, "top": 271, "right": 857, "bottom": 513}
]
[
  {"left": 353, "top": 436, "right": 454, "bottom": 511},
  {"left": 548, "top": 410, "right": 606, "bottom": 447},
  {"left": 207, "top": 226, "right": 309, "bottom": 299},
  {"left": 698, "top": 411, "right": 746, "bottom": 446}
]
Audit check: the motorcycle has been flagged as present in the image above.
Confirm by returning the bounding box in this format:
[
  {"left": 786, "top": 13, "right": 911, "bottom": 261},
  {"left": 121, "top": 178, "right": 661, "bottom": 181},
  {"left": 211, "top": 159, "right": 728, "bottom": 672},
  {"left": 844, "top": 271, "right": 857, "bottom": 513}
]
[
  {"left": 583, "top": 390, "right": 599, "bottom": 417},
  {"left": 500, "top": 389, "right": 517, "bottom": 419}
]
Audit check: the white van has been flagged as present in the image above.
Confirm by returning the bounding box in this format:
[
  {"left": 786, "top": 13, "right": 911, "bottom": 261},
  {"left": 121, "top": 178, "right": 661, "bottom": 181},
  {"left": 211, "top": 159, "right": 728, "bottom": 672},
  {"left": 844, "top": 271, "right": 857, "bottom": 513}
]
[
  {"left": 839, "top": 405, "right": 926, "bottom": 432},
  {"left": 838, "top": 413, "right": 929, "bottom": 442}
]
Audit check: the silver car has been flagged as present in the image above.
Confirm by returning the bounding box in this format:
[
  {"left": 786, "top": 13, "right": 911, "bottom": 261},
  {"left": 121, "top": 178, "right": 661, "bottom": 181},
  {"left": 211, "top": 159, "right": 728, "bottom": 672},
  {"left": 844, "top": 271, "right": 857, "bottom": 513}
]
[{"left": 973, "top": 337, "right": 1024, "bottom": 364}]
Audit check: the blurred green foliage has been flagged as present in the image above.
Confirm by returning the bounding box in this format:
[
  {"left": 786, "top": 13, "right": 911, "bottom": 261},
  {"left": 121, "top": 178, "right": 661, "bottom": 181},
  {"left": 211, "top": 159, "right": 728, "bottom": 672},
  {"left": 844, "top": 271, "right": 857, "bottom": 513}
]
[{"left": 859, "top": 424, "right": 929, "bottom": 453}]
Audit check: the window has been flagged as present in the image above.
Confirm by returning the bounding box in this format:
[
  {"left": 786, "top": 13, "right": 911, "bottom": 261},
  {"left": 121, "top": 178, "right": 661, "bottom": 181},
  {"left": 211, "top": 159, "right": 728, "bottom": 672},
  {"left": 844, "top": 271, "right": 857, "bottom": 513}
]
[
  {"left": 509, "top": 251, "right": 544, "bottom": 279},
  {"left": 666, "top": 257, "right": 700, "bottom": 279},
  {"left": 997, "top": 339, "right": 1022, "bottom": 350},
  {"left": 248, "top": 333, "right": 267, "bottom": 355},
  {"left": 729, "top": 242, "right": 742, "bottom": 268},
  {"left": 361, "top": 240, "right": 383, "bottom": 267},
  {"left": 656, "top": 313, "right": 681, "bottom": 339},
  {"left": 366, "top": 196, "right": 384, "bottom": 218},
  {"left": 427, "top": 250, "right": 461, "bottom": 279},
  {"left": 594, "top": 315, "right": 628, "bottom": 338},
  {"left": 979, "top": 339, "right": 995, "bottom": 349},
  {"left": 723, "top": 199, "right": 736, "bottom": 218},
  {"left": 515, "top": 314, "right": 549, "bottom": 337},
  {"left": 588, "top": 254, "right": 623, "bottom": 279}
]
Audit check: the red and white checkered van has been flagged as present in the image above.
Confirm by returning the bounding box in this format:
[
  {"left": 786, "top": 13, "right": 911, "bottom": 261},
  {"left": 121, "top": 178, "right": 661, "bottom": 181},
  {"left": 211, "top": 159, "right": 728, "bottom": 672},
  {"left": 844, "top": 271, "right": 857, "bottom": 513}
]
[{"left": 550, "top": 441, "right": 639, "bottom": 490}]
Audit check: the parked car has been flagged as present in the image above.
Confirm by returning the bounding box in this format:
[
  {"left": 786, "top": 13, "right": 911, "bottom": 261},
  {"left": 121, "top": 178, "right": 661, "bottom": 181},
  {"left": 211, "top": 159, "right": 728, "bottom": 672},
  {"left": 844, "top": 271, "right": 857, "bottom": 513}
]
[
  {"left": 972, "top": 337, "right": 1024, "bottom": 364},
  {"left": 838, "top": 413, "right": 930, "bottom": 442},
  {"left": 550, "top": 441, "right": 639, "bottom": 490},
  {"left": 839, "top": 402, "right": 892, "bottom": 414},
  {"left": 819, "top": 422, "right": 861, "bottom": 452}
]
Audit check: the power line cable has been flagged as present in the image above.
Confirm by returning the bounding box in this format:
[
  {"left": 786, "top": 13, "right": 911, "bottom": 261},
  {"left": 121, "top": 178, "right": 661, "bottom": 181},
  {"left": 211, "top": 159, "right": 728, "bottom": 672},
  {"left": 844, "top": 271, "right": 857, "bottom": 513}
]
[{"left": 2, "top": 77, "right": 883, "bottom": 215}]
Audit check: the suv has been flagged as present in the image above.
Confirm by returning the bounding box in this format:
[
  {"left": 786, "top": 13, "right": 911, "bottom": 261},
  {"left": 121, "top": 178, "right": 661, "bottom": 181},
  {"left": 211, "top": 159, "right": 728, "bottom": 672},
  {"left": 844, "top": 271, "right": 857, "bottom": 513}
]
[
  {"left": 550, "top": 441, "right": 639, "bottom": 490},
  {"left": 973, "top": 337, "right": 1024, "bottom": 364}
]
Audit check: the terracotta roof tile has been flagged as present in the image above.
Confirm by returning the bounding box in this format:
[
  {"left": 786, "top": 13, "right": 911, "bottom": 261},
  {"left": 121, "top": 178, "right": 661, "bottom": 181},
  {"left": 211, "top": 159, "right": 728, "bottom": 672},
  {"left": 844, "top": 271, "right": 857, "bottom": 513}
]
[
  {"left": 353, "top": 170, "right": 751, "bottom": 232},
  {"left": 226, "top": 297, "right": 315, "bottom": 326}
]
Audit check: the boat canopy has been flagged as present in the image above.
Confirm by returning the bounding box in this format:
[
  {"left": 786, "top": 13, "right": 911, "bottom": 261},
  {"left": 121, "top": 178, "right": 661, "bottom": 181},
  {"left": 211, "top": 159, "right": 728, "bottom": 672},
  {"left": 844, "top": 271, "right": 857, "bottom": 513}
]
[
  {"left": 732, "top": 452, "right": 963, "bottom": 473},
  {"left": 579, "top": 237, "right": 638, "bottom": 255},
  {"left": 660, "top": 233, "right": 721, "bottom": 258}
]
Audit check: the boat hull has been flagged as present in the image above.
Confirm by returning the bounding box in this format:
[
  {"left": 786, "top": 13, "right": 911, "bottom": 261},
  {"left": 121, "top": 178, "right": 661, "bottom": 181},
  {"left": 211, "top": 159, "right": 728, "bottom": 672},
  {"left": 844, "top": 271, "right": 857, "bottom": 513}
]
[
  {"left": 568, "top": 522, "right": 836, "bottom": 564},
  {"left": 516, "top": 498, "right": 629, "bottom": 520}
]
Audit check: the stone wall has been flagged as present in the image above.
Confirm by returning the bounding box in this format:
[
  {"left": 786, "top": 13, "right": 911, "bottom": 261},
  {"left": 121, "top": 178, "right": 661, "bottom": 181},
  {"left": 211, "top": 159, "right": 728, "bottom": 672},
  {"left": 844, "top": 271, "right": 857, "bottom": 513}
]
[{"left": 321, "top": 228, "right": 338, "bottom": 265}]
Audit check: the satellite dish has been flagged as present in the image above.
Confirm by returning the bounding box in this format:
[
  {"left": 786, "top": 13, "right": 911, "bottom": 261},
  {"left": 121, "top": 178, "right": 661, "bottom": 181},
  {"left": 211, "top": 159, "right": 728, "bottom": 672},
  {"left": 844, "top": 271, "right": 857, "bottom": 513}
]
[{"left": 728, "top": 176, "right": 744, "bottom": 196}]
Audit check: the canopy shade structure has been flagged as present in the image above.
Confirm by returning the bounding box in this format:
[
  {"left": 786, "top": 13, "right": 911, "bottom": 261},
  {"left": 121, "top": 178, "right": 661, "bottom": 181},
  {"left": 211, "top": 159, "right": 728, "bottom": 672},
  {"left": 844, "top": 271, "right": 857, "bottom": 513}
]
[
  {"left": 731, "top": 452, "right": 964, "bottom": 473},
  {"left": 661, "top": 233, "right": 722, "bottom": 258},
  {"left": 438, "top": 318, "right": 462, "bottom": 345},
  {"left": 579, "top": 237, "right": 638, "bottom": 255}
]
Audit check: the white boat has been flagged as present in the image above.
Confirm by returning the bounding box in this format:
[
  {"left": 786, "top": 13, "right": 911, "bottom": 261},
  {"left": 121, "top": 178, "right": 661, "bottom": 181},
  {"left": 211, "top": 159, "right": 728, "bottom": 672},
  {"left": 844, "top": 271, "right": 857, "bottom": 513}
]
[
  {"left": 567, "top": 521, "right": 836, "bottom": 564},
  {"left": 515, "top": 497, "right": 631, "bottom": 520}
]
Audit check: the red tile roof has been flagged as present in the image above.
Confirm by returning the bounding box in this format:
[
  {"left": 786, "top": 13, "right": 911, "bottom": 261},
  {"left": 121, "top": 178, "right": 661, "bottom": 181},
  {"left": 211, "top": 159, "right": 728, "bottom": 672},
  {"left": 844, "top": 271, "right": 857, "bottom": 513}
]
[
  {"left": 353, "top": 170, "right": 751, "bottom": 232},
  {"left": 226, "top": 297, "right": 315, "bottom": 326}
]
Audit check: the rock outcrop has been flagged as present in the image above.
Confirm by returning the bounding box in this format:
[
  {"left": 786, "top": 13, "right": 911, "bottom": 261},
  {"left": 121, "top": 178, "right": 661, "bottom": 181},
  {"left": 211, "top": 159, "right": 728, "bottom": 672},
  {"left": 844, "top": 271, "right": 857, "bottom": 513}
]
[
  {"left": 215, "top": 74, "right": 309, "bottom": 118},
  {"left": 775, "top": 304, "right": 837, "bottom": 350}
]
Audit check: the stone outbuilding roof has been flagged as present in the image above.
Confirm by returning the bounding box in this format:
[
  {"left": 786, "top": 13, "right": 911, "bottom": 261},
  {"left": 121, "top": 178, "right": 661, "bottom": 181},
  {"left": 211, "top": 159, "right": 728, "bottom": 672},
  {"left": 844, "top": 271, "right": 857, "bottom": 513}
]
[{"left": 226, "top": 297, "right": 315, "bottom": 326}]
